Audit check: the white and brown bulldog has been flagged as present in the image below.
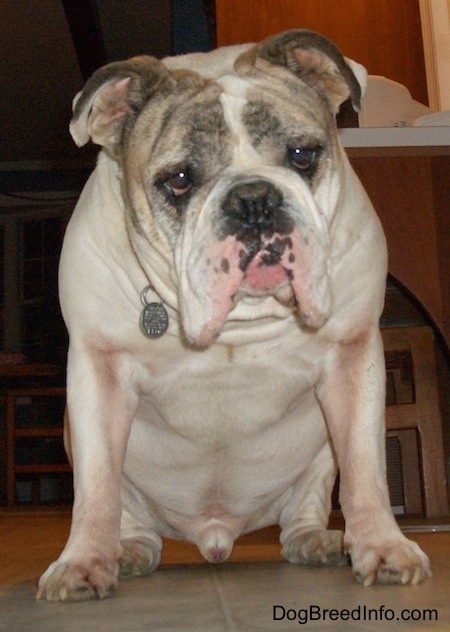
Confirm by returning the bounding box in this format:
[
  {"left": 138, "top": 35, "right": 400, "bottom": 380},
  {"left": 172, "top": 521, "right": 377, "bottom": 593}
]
[{"left": 37, "top": 30, "right": 431, "bottom": 601}]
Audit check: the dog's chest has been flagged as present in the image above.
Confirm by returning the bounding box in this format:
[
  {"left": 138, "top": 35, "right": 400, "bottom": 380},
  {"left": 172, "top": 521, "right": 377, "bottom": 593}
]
[
  {"left": 126, "top": 333, "right": 326, "bottom": 475},
  {"left": 140, "top": 334, "right": 318, "bottom": 425},
  {"left": 123, "top": 333, "right": 329, "bottom": 527}
]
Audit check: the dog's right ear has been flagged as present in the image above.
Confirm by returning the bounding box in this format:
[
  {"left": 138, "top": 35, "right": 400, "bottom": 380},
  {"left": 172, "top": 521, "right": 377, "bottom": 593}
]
[
  {"left": 70, "top": 56, "right": 171, "bottom": 151},
  {"left": 236, "top": 30, "right": 366, "bottom": 116}
]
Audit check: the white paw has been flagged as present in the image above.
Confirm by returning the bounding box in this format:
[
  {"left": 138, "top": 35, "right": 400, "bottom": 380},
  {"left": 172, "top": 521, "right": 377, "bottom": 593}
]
[
  {"left": 282, "top": 529, "right": 349, "bottom": 566},
  {"left": 36, "top": 557, "right": 119, "bottom": 601},
  {"left": 119, "top": 537, "right": 161, "bottom": 578},
  {"left": 350, "top": 538, "right": 432, "bottom": 586}
]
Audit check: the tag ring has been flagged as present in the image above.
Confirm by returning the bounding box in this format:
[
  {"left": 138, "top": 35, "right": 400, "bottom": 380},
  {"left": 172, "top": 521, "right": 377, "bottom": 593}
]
[{"left": 140, "top": 285, "right": 155, "bottom": 307}]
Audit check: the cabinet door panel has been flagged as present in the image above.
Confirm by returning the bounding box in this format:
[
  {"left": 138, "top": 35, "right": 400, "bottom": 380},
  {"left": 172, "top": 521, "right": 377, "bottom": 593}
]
[{"left": 216, "top": 0, "right": 428, "bottom": 105}]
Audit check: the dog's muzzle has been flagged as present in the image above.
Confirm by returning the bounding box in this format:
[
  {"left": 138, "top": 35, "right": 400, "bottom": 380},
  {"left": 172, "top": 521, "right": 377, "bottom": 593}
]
[{"left": 179, "top": 178, "right": 332, "bottom": 346}]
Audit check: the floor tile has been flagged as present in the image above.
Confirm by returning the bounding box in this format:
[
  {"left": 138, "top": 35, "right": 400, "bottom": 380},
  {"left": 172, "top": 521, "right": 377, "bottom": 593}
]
[{"left": 1, "top": 511, "right": 450, "bottom": 631}]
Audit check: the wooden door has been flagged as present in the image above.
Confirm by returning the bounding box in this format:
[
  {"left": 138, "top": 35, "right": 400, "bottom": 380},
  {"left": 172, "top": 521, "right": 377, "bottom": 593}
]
[{"left": 216, "top": 0, "right": 428, "bottom": 105}]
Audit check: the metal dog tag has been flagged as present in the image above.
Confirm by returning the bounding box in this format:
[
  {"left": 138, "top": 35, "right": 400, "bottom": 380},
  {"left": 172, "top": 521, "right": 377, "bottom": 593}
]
[{"left": 140, "top": 286, "right": 169, "bottom": 338}]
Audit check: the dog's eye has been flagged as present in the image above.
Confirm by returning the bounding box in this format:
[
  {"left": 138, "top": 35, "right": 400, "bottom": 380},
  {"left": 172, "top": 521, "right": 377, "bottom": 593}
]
[
  {"left": 165, "top": 171, "right": 192, "bottom": 197},
  {"left": 288, "top": 146, "right": 318, "bottom": 171}
]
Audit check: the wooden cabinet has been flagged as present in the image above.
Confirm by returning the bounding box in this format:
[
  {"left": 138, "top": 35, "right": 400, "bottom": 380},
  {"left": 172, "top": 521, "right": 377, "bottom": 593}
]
[
  {"left": 6, "top": 387, "right": 71, "bottom": 506},
  {"left": 215, "top": 0, "right": 428, "bottom": 104},
  {"left": 383, "top": 326, "right": 449, "bottom": 517},
  {"left": 339, "top": 127, "right": 450, "bottom": 348}
]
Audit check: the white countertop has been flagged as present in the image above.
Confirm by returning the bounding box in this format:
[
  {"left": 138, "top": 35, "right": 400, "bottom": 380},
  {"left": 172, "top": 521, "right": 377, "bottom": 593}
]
[{"left": 340, "top": 126, "right": 450, "bottom": 156}]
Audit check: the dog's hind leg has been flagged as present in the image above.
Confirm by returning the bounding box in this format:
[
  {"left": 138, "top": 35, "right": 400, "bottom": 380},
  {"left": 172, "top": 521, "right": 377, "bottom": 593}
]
[
  {"left": 119, "top": 508, "right": 162, "bottom": 578},
  {"left": 279, "top": 441, "right": 349, "bottom": 567}
]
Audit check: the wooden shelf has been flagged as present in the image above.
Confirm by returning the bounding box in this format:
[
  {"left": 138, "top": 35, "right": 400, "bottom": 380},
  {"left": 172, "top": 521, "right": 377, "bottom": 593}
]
[
  {"left": 0, "top": 364, "right": 60, "bottom": 378},
  {"left": 14, "top": 428, "right": 63, "bottom": 438},
  {"left": 14, "top": 464, "right": 71, "bottom": 475}
]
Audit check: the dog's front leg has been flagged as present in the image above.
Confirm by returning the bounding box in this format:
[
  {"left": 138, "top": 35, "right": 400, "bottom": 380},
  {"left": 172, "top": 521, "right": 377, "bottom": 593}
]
[
  {"left": 316, "top": 328, "right": 431, "bottom": 585},
  {"left": 37, "top": 345, "right": 139, "bottom": 601}
]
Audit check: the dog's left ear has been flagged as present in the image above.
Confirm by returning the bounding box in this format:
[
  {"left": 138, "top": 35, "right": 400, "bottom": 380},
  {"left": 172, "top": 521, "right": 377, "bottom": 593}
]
[{"left": 239, "top": 30, "right": 367, "bottom": 114}]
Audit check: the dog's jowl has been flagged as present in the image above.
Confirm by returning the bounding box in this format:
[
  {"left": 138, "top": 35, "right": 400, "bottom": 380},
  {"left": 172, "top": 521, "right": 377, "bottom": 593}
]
[{"left": 37, "top": 30, "right": 431, "bottom": 601}]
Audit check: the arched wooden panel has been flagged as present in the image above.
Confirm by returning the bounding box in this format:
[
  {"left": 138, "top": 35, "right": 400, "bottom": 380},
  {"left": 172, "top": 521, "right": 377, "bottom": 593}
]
[{"left": 351, "top": 155, "right": 450, "bottom": 348}]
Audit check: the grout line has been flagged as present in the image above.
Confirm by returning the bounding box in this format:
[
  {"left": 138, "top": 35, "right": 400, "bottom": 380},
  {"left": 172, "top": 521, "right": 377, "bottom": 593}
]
[{"left": 209, "top": 567, "right": 240, "bottom": 632}]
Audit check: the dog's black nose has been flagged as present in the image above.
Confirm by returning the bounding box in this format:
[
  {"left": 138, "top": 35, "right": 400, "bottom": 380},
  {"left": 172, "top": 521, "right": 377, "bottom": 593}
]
[{"left": 220, "top": 181, "right": 293, "bottom": 241}]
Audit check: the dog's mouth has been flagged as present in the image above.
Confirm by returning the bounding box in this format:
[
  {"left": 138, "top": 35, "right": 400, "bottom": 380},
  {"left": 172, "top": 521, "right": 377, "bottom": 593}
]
[
  {"left": 179, "top": 226, "right": 331, "bottom": 347},
  {"left": 234, "top": 237, "right": 296, "bottom": 306}
]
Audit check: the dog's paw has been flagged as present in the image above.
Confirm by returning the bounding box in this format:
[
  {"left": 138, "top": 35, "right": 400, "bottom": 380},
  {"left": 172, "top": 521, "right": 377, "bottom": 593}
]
[
  {"left": 350, "top": 538, "right": 432, "bottom": 586},
  {"left": 36, "top": 558, "right": 119, "bottom": 601},
  {"left": 282, "top": 529, "right": 350, "bottom": 567},
  {"left": 119, "top": 537, "right": 161, "bottom": 578}
]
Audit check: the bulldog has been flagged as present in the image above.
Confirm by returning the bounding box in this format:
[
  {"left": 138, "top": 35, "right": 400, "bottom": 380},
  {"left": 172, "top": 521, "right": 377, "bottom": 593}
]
[{"left": 37, "top": 30, "right": 431, "bottom": 601}]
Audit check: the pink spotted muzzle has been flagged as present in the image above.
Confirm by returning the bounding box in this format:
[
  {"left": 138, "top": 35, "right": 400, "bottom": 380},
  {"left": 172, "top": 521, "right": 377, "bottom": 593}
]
[{"left": 179, "top": 179, "right": 332, "bottom": 346}]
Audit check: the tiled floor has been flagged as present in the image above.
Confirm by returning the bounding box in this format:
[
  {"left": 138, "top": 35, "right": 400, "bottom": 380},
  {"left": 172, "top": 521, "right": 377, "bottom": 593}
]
[{"left": 1, "top": 509, "right": 450, "bottom": 631}]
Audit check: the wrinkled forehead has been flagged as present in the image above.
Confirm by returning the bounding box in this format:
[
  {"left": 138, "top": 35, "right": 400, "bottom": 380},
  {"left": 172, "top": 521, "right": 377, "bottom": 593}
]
[
  {"left": 130, "top": 69, "right": 328, "bottom": 170},
  {"left": 215, "top": 72, "right": 329, "bottom": 147},
  {"left": 218, "top": 70, "right": 328, "bottom": 140},
  {"left": 171, "top": 69, "right": 326, "bottom": 136}
]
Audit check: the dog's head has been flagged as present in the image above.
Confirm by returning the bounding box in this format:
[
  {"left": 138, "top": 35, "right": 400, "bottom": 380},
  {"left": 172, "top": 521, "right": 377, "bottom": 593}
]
[{"left": 70, "top": 30, "right": 366, "bottom": 346}]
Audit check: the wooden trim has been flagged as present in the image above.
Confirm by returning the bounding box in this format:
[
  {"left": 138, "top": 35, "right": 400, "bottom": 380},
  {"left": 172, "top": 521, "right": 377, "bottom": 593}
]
[
  {"left": 419, "top": 0, "right": 441, "bottom": 110},
  {"left": 419, "top": 0, "right": 450, "bottom": 110}
]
